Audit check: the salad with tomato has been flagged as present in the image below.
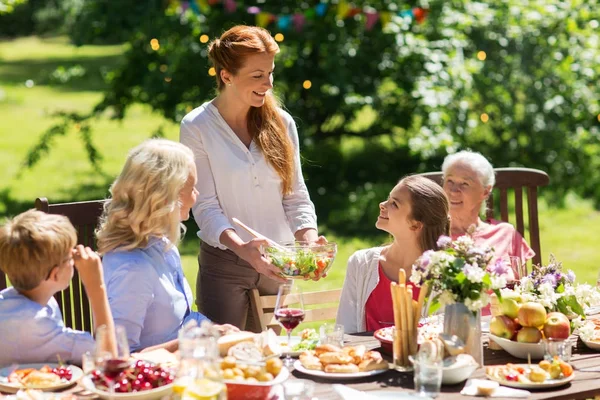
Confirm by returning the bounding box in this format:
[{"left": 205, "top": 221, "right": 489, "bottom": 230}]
[{"left": 265, "top": 242, "right": 336, "bottom": 279}]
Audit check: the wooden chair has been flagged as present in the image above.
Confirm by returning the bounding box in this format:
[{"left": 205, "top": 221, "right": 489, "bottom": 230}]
[
  {"left": 34, "top": 197, "right": 106, "bottom": 333},
  {"left": 0, "top": 197, "right": 106, "bottom": 334},
  {"left": 419, "top": 167, "right": 550, "bottom": 266},
  {"left": 249, "top": 288, "right": 342, "bottom": 334}
]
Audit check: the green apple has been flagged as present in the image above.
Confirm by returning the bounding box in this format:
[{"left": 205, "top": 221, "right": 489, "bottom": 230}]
[{"left": 500, "top": 296, "right": 522, "bottom": 319}]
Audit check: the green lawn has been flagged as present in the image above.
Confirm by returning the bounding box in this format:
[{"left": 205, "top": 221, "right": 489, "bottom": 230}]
[{"left": 1, "top": 36, "right": 600, "bottom": 332}]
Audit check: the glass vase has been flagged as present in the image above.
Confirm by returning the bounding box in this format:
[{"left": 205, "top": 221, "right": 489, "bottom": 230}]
[{"left": 443, "top": 303, "right": 483, "bottom": 366}]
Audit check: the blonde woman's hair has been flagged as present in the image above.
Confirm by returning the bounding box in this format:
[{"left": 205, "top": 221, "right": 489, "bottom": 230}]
[
  {"left": 96, "top": 139, "right": 195, "bottom": 254},
  {"left": 0, "top": 209, "right": 76, "bottom": 291}
]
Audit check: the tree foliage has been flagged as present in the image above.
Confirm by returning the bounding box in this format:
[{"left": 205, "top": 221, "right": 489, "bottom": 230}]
[{"left": 20, "top": 0, "right": 600, "bottom": 234}]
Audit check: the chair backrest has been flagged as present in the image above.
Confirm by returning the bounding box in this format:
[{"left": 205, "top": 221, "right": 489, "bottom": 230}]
[
  {"left": 249, "top": 288, "right": 342, "bottom": 334},
  {"left": 419, "top": 167, "right": 550, "bottom": 266},
  {"left": 29, "top": 197, "right": 105, "bottom": 333}
]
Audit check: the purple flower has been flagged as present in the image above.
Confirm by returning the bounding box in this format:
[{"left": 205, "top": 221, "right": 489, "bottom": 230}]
[
  {"left": 490, "top": 258, "right": 509, "bottom": 276},
  {"left": 420, "top": 250, "right": 434, "bottom": 268},
  {"left": 436, "top": 235, "right": 452, "bottom": 249},
  {"left": 566, "top": 270, "right": 576, "bottom": 283},
  {"left": 541, "top": 273, "right": 558, "bottom": 287}
]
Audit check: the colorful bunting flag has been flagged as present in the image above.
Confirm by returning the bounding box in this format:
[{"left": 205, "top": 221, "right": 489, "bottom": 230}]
[
  {"left": 178, "top": 1, "right": 428, "bottom": 31},
  {"left": 223, "top": 0, "right": 236, "bottom": 13},
  {"left": 365, "top": 11, "right": 379, "bottom": 31}
]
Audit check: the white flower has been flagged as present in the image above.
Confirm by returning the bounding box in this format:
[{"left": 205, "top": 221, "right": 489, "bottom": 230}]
[
  {"left": 578, "top": 321, "right": 597, "bottom": 342},
  {"left": 464, "top": 292, "right": 489, "bottom": 312},
  {"left": 538, "top": 282, "right": 559, "bottom": 308},
  {"left": 438, "top": 291, "right": 456, "bottom": 308},
  {"left": 491, "top": 275, "right": 507, "bottom": 290},
  {"left": 519, "top": 276, "right": 535, "bottom": 293},
  {"left": 463, "top": 263, "right": 485, "bottom": 283},
  {"left": 455, "top": 235, "right": 474, "bottom": 248}
]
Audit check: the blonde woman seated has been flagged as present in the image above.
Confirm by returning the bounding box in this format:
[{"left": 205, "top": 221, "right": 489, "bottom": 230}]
[
  {"left": 96, "top": 139, "right": 232, "bottom": 352},
  {"left": 336, "top": 176, "right": 450, "bottom": 333},
  {"left": 441, "top": 150, "right": 534, "bottom": 279}
]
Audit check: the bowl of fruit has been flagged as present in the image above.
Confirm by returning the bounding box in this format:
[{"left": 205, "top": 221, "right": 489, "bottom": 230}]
[
  {"left": 220, "top": 356, "right": 288, "bottom": 400},
  {"left": 265, "top": 241, "right": 337, "bottom": 280},
  {"left": 81, "top": 360, "right": 174, "bottom": 400},
  {"left": 489, "top": 302, "right": 572, "bottom": 360}
]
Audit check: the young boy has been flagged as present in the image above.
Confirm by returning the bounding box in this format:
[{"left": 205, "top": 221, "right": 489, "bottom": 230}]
[{"left": 0, "top": 209, "right": 115, "bottom": 366}]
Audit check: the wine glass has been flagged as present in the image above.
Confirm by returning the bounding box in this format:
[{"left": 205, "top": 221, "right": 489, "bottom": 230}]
[
  {"left": 95, "top": 325, "right": 131, "bottom": 399},
  {"left": 274, "top": 282, "right": 305, "bottom": 368}
]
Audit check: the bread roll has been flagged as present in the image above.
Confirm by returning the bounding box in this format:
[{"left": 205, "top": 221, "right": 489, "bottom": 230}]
[
  {"left": 314, "top": 344, "right": 342, "bottom": 356},
  {"left": 358, "top": 358, "right": 389, "bottom": 372},
  {"left": 324, "top": 364, "right": 360, "bottom": 373},
  {"left": 217, "top": 331, "right": 256, "bottom": 357},
  {"left": 318, "top": 352, "right": 354, "bottom": 365}
]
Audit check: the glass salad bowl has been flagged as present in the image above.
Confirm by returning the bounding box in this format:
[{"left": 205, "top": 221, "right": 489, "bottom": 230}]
[{"left": 265, "top": 241, "right": 337, "bottom": 280}]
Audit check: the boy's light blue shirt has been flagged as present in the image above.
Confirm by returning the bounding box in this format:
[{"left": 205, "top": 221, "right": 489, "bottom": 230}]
[
  {"left": 0, "top": 287, "right": 95, "bottom": 367},
  {"left": 103, "top": 236, "right": 209, "bottom": 352}
]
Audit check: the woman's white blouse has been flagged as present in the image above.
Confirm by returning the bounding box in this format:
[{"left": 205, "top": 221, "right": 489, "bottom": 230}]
[{"left": 180, "top": 101, "right": 317, "bottom": 249}]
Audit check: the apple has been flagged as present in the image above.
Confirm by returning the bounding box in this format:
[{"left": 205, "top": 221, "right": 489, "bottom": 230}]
[
  {"left": 490, "top": 315, "right": 518, "bottom": 339},
  {"left": 501, "top": 298, "right": 522, "bottom": 319},
  {"left": 543, "top": 312, "right": 571, "bottom": 339},
  {"left": 518, "top": 302, "right": 547, "bottom": 328},
  {"left": 516, "top": 326, "right": 543, "bottom": 343},
  {"left": 500, "top": 294, "right": 522, "bottom": 319}
]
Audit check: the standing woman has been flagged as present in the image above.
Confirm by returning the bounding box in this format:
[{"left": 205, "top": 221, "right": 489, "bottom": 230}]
[{"left": 180, "top": 25, "right": 323, "bottom": 331}]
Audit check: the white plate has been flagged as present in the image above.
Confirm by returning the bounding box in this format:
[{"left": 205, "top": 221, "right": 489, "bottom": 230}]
[
  {"left": 293, "top": 360, "right": 388, "bottom": 380},
  {"left": 489, "top": 334, "right": 545, "bottom": 359},
  {"left": 81, "top": 376, "right": 174, "bottom": 400},
  {"left": 485, "top": 364, "right": 574, "bottom": 389},
  {"left": 0, "top": 364, "right": 83, "bottom": 393},
  {"left": 581, "top": 337, "right": 600, "bottom": 351}
]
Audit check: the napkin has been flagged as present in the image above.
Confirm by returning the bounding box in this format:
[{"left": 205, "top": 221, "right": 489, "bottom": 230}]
[
  {"left": 460, "top": 379, "right": 531, "bottom": 398},
  {"left": 333, "top": 385, "right": 379, "bottom": 400},
  {"left": 333, "top": 385, "right": 432, "bottom": 400}
]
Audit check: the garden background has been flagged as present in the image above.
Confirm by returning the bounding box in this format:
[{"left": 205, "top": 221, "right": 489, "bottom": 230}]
[{"left": 1, "top": 1, "right": 599, "bottom": 320}]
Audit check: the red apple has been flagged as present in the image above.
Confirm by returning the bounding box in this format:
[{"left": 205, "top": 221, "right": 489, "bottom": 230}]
[
  {"left": 543, "top": 312, "right": 571, "bottom": 339},
  {"left": 518, "top": 302, "right": 547, "bottom": 328},
  {"left": 516, "top": 326, "right": 543, "bottom": 343},
  {"left": 490, "top": 315, "right": 518, "bottom": 339}
]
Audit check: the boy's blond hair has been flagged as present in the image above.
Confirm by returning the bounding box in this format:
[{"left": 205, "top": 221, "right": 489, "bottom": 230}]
[{"left": 0, "top": 209, "right": 77, "bottom": 291}]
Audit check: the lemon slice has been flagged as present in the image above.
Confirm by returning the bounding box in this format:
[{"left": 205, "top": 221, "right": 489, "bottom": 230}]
[{"left": 182, "top": 379, "right": 225, "bottom": 400}]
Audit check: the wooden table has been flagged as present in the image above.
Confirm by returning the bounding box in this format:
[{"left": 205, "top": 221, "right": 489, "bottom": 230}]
[{"left": 289, "top": 332, "right": 600, "bottom": 400}]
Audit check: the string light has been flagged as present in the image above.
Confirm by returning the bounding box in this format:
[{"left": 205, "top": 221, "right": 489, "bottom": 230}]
[
  {"left": 159, "top": 64, "right": 167, "bottom": 73},
  {"left": 303, "top": 80, "right": 312, "bottom": 89},
  {"left": 208, "top": 67, "right": 216, "bottom": 76},
  {"left": 164, "top": 77, "right": 172, "bottom": 83},
  {"left": 199, "top": 35, "right": 209, "bottom": 43},
  {"left": 477, "top": 51, "right": 487, "bottom": 61},
  {"left": 597, "top": 114, "right": 600, "bottom": 122},
  {"left": 150, "top": 38, "right": 160, "bottom": 51},
  {"left": 274, "top": 33, "right": 284, "bottom": 42},
  {"left": 480, "top": 113, "right": 489, "bottom": 123}
]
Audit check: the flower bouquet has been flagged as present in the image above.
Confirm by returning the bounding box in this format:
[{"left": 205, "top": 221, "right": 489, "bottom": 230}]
[
  {"left": 505, "top": 254, "right": 600, "bottom": 319},
  {"left": 410, "top": 235, "right": 510, "bottom": 314},
  {"left": 410, "top": 235, "right": 512, "bottom": 366}
]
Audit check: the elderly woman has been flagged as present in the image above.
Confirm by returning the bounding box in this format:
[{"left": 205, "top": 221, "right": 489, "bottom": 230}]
[{"left": 441, "top": 151, "right": 534, "bottom": 279}]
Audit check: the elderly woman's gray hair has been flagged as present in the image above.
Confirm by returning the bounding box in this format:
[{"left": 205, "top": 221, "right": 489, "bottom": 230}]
[{"left": 441, "top": 150, "right": 496, "bottom": 188}]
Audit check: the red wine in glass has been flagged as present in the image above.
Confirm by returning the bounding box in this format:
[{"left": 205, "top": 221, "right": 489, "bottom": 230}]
[
  {"left": 275, "top": 308, "right": 305, "bottom": 331},
  {"left": 102, "top": 359, "right": 130, "bottom": 380}
]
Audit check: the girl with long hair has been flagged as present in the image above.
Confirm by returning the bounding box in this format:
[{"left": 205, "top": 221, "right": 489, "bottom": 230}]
[
  {"left": 336, "top": 176, "right": 451, "bottom": 333},
  {"left": 180, "top": 25, "right": 324, "bottom": 331}
]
